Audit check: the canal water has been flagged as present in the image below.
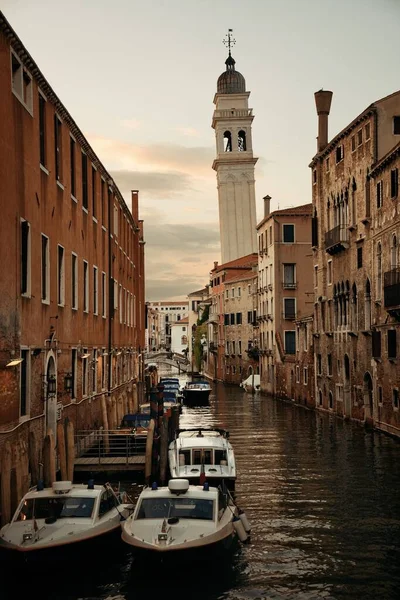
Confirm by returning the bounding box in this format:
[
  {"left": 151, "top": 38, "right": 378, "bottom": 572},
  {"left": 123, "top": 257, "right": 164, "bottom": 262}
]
[{"left": 4, "top": 376, "right": 400, "bottom": 599}]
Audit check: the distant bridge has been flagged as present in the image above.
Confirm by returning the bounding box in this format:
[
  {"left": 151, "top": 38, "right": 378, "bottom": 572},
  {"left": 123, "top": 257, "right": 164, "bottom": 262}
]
[{"left": 144, "top": 351, "right": 189, "bottom": 373}]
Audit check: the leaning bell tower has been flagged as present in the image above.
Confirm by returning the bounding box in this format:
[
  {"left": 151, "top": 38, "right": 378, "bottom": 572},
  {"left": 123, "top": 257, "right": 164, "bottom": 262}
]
[{"left": 212, "top": 29, "right": 258, "bottom": 264}]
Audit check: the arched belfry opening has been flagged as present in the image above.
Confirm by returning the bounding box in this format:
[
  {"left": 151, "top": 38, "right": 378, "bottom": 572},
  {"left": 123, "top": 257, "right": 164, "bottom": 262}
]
[
  {"left": 238, "top": 130, "right": 246, "bottom": 151},
  {"left": 224, "top": 131, "right": 232, "bottom": 152}
]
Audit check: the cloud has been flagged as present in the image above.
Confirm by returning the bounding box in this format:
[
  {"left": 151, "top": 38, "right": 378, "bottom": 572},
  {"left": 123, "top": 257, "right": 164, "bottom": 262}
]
[
  {"left": 175, "top": 127, "right": 199, "bottom": 137},
  {"left": 110, "top": 169, "right": 191, "bottom": 198},
  {"left": 146, "top": 278, "right": 208, "bottom": 301},
  {"left": 88, "top": 135, "right": 214, "bottom": 177},
  {"left": 144, "top": 223, "right": 220, "bottom": 252},
  {"left": 120, "top": 119, "right": 141, "bottom": 130}
]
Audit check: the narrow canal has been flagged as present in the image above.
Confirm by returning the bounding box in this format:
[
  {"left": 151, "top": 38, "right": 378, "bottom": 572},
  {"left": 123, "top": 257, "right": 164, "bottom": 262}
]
[{"left": 5, "top": 378, "right": 400, "bottom": 600}]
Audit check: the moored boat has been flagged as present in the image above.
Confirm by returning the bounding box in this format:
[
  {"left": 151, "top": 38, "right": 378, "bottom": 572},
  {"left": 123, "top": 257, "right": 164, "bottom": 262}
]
[
  {"left": 182, "top": 379, "right": 211, "bottom": 406},
  {"left": 121, "top": 478, "right": 248, "bottom": 560},
  {"left": 168, "top": 428, "right": 236, "bottom": 491},
  {"left": 0, "top": 480, "right": 133, "bottom": 562}
]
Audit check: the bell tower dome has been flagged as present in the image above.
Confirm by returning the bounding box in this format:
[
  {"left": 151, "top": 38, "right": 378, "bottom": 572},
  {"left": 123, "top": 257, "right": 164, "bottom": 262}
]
[{"left": 212, "top": 30, "right": 257, "bottom": 264}]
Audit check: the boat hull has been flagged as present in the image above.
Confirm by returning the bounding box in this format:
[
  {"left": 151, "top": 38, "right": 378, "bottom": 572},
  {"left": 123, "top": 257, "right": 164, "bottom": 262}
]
[
  {"left": 122, "top": 528, "right": 236, "bottom": 563},
  {"left": 182, "top": 389, "right": 210, "bottom": 407},
  {"left": 0, "top": 520, "right": 126, "bottom": 565}
]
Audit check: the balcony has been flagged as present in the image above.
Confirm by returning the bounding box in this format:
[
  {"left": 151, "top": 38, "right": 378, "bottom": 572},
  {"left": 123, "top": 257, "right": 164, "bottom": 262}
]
[
  {"left": 325, "top": 225, "right": 349, "bottom": 255},
  {"left": 208, "top": 313, "right": 219, "bottom": 324},
  {"left": 209, "top": 342, "right": 218, "bottom": 353},
  {"left": 283, "top": 282, "right": 297, "bottom": 290},
  {"left": 384, "top": 268, "right": 400, "bottom": 319}
]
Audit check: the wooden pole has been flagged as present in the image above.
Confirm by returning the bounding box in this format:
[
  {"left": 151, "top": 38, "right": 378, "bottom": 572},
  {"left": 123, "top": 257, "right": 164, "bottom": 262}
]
[
  {"left": 20, "top": 439, "right": 30, "bottom": 496},
  {"left": 111, "top": 397, "right": 118, "bottom": 430},
  {"left": 160, "top": 414, "right": 169, "bottom": 485},
  {"left": 144, "top": 418, "right": 155, "bottom": 484},
  {"left": 57, "top": 421, "right": 68, "bottom": 480},
  {"left": 28, "top": 431, "right": 39, "bottom": 486},
  {"left": 1, "top": 441, "right": 12, "bottom": 525},
  {"left": 100, "top": 394, "right": 110, "bottom": 453},
  {"left": 65, "top": 419, "right": 75, "bottom": 482}
]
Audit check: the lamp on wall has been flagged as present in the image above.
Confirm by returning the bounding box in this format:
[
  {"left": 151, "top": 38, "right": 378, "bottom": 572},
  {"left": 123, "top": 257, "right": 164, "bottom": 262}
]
[
  {"left": 64, "top": 372, "right": 73, "bottom": 392},
  {"left": 47, "top": 374, "right": 57, "bottom": 395},
  {"left": 6, "top": 358, "right": 23, "bottom": 367}
]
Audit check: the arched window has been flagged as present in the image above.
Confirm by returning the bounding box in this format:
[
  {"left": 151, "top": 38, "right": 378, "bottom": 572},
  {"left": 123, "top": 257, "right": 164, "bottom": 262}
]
[
  {"left": 344, "top": 354, "right": 350, "bottom": 382},
  {"left": 181, "top": 335, "right": 188, "bottom": 345},
  {"left": 391, "top": 234, "right": 398, "bottom": 269},
  {"left": 365, "top": 278, "right": 371, "bottom": 330},
  {"left": 351, "top": 283, "right": 358, "bottom": 331},
  {"left": 238, "top": 130, "right": 247, "bottom": 151},
  {"left": 223, "top": 131, "right": 232, "bottom": 152},
  {"left": 377, "top": 242, "right": 382, "bottom": 300}
]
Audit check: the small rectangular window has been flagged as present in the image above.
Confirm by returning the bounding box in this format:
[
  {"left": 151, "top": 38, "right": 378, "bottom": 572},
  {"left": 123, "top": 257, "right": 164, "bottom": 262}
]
[
  {"left": 83, "top": 260, "right": 89, "bottom": 313},
  {"left": 393, "top": 389, "right": 399, "bottom": 409},
  {"left": 54, "top": 115, "right": 63, "bottom": 181},
  {"left": 357, "top": 129, "right": 363, "bottom": 146},
  {"left": 376, "top": 181, "right": 383, "bottom": 208},
  {"left": 114, "top": 204, "right": 119, "bottom": 237},
  {"left": 327, "top": 353, "right": 332, "bottom": 376},
  {"left": 317, "top": 354, "right": 322, "bottom": 375},
  {"left": 284, "top": 298, "right": 296, "bottom": 319},
  {"left": 72, "top": 253, "right": 78, "bottom": 310},
  {"left": 326, "top": 157, "right": 330, "bottom": 172},
  {"left": 284, "top": 331, "right": 296, "bottom": 355},
  {"left": 303, "top": 367, "right": 308, "bottom": 385},
  {"left": 357, "top": 247, "right": 363, "bottom": 269},
  {"left": 93, "top": 266, "right": 98, "bottom": 315},
  {"left": 57, "top": 245, "right": 65, "bottom": 306},
  {"left": 21, "top": 220, "right": 31, "bottom": 296},
  {"left": 11, "top": 52, "right": 23, "bottom": 97},
  {"left": 283, "top": 224, "right": 294, "bottom": 243},
  {"left": 102, "top": 272, "right": 106, "bottom": 318},
  {"left": 231, "top": 288, "right": 235, "bottom": 298},
  {"left": 327, "top": 260, "right": 332, "bottom": 285},
  {"left": 296, "top": 366, "right": 300, "bottom": 383},
  {"left": 101, "top": 348, "right": 107, "bottom": 390},
  {"left": 390, "top": 168, "right": 398, "bottom": 199},
  {"left": 70, "top": 137, "right": 76, "bottom": 197},
  {"left": 393, "top": 116, "right": 400, "bottom": 135},
  {"left": 101, "top": 179, "right": 106, "bottom": 225},
  {"left": 92, "top": 166, "right": 97, "bottom": 218},
  {"left": 39, "top": 94, "right": 46, "bottom": 167},
  {"left": 238, "top": 287, "right": 241, "bottom": 297},
  {"left": 365, "top": 123, "right": 371, "bottom": 140},
  {"left": 312, "top": 169, "right": 317, "bottom": 184},
  {"left": 388, "top": 329, "right": 397, "bottom": 359},
  {"left": 351, "top": 135, "right": 356, "bottom": 152},
  {"left": 71, "top": 349, "right": 77, "bottom": 399},
  {"left": 230, "top": 313, "right": 235, "bottom": 325},
  {"left": 283, "top": 263, "right": 296, "bottom": 288},
  {"left": 336, "top": 145, "right": 344, "bottom": 163},
  {"left": 41, "top": 234, "right": 50, "bottom": 303},
  {"left": 82, "top": 153, "right": 88, "bottom": 209},
  {"left": 247, "top": 311, "right": 252, "bottom": 324},
  {"left": 236, "top": 312, "right": 242, "bottom": 325},
  {"left": 372, "top": 330, "right": 381, "bottom": 359},
  {"left": 20, "top": 348, "right": 29, "bottom": 417}
]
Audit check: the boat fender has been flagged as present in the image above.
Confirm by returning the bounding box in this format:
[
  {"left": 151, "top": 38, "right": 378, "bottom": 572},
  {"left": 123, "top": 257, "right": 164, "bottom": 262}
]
[
  {"left": 232, "top": 516, "right": 248, "bottom": 542},
  {"left": 238, "top": 509, "right": 251, "bottom": 534}
]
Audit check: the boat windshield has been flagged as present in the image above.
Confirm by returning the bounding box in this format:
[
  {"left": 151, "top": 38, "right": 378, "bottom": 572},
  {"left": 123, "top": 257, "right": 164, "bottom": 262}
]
[
  {"left": 16, "top": 497, "right": 96, "bottom": 521},
  {"left": 136, "top": 497, "right": 214, "bottom": 521}
]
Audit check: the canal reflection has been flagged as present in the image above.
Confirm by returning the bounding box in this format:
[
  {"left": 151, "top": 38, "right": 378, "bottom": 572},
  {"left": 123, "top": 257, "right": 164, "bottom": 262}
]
[{"left": 4, "top": 376, "right": 400, "bottom": 600}]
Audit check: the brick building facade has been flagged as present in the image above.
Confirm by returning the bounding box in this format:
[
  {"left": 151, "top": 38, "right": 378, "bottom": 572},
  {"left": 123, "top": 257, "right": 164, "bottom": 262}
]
[
  {"left": 0, "top": 12, "right": 145, "bottom": 519},
  {"left": 310, "top": 89, "right": 400, "bottom": 435}
]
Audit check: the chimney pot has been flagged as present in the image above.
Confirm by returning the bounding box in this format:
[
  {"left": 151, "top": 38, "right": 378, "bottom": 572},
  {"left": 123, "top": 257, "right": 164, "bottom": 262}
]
[
  {"left": 314, "top": 90, "right": 333, "bottom": 152},
  {"left": 263, "top": 195, "right": 271, "bottom": 218}
]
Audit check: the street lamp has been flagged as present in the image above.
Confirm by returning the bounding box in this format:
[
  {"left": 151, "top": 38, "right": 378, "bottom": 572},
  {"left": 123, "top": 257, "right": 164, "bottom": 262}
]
[
  {"left": 47, "top": 374, "right": 57, "bottom": 395},
  {"left": 64, "top": 372, "right": 73, "bottom": 392}
]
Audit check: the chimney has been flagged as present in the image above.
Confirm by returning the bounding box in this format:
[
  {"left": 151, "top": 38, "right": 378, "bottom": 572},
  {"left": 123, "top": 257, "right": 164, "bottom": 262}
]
[
  {"left": 213, "top": 261, "right": 218, "bottom": 270},
  {"left": 263, "top": 195, "right": 271, "bottom": 218},
  {"left": 314, "top": 90, "right": 333, "bottom": 152}
]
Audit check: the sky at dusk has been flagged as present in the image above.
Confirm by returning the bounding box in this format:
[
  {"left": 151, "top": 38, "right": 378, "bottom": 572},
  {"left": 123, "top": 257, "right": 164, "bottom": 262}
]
[{"left": 3, "top": 0, "right": 400, "bottom": 300}]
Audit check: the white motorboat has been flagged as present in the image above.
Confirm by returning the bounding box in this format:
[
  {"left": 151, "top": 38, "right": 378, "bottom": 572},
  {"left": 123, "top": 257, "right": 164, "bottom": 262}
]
[
  {"left": 168, "top": 428, "right": 236, "bottom": 491},
  {"left": 0, "top": 480, "right": 133, "bottom": 561},
  {"left": 121, "top": 478, "right": 249, "bottom": 559},
  {"left": 182, "top": 379, "right": 211, "bottom": 406},
  {"left": 240, "top": 373, "right": 260, "bottom": 393}
]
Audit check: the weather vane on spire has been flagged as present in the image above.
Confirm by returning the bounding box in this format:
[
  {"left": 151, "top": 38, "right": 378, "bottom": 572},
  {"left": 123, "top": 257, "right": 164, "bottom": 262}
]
[{"left": 223, "top": 28, "right": 236, "bottom": 56}]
